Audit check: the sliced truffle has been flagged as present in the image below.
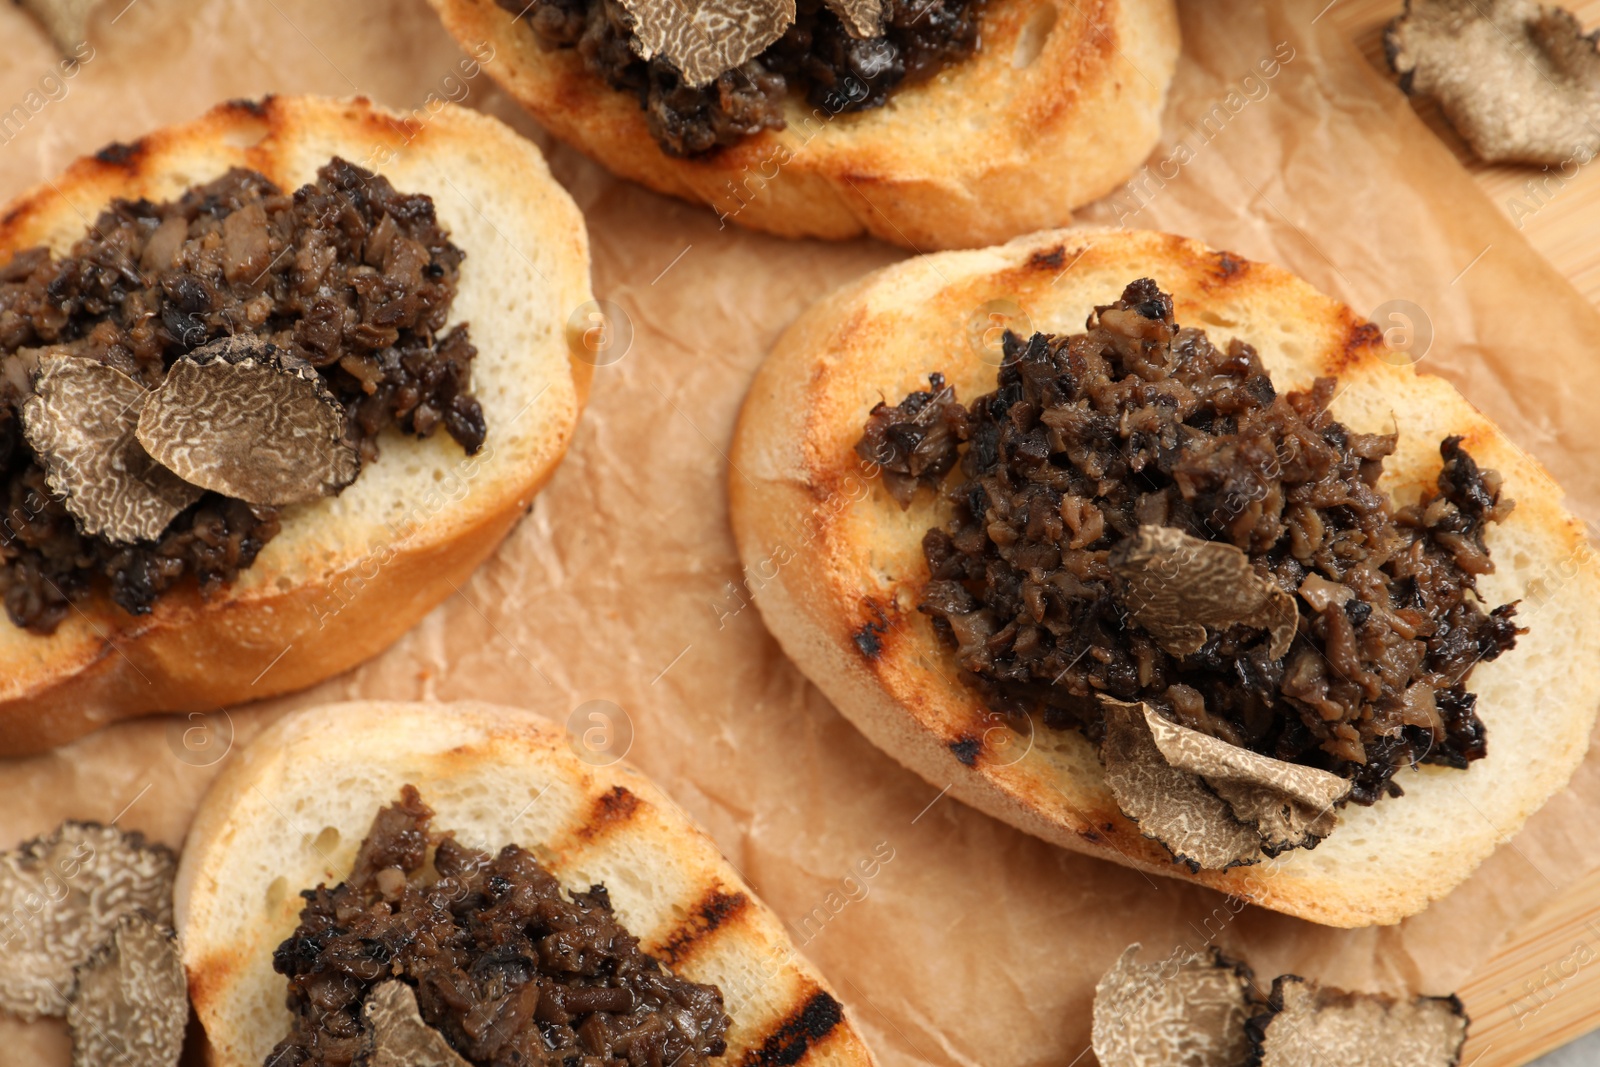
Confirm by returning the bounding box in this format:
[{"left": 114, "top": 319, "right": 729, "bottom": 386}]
[
  {"left": 1143, "top": 707, "right": 1349, "bottom": 854},
  {"left": 1386, "top": 0, "right": 1600, "bottom": 165},
  {"left": 363, "top": 981, "right": 473, "bottom": 1067},
  {"left": 1250, "top": 975, "right": 1469, "bottom": 1067},
  {"left": 1111, "top": 525, "right": 1298, "bottom": 660},
  {"left": 1101, "top": 700, "right": 1263, "bottom": 870},
  {"left": 617, "top": 0, "right": 797, "bottom": 87},
  {"left": 824, "top": 0, "right": 884, "bottom": 37},
  {"left": 0, "top": 822, "right": 176, "bottom": 1019},
  {"left": 21, "top": 354, "right": 203, "bottom": 544},
  {"left": 1101, "top": 702, "right": 1346, "bottom": 869},
  {"left": 66, "top": 913, "right": 186, "bottom": 1067},
  {"left": 135, "top": 335, "right": 360, "bottom": 506},
  {"left": 1092, "top": 943, "right": 1258, "bottom": 1067},
  {"left": 17, "top": 0, "right": 103, "bottom": 51}
]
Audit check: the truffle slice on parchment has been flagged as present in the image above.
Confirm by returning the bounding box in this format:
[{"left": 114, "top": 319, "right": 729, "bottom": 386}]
[
  {"left": 1386, "top": 0, "right": 1600, "bottom": 165},
  {"left": 1250, "top": 975, "right": 1469, "bottom": 1067},
  {"left": 66, "top": 913, "right": 187, "bottom": 1067},
  {"left": 0, "top": 822, "right": 176, "bottom": 1019},
  {"left": 136, "top": 335, "right": 359, "bottom": 507},
  {"left": 1091, "top": 943, "right": 1259, "bottom": 1067},
  {"left": 21, "top": 353, "right": 203, "bottom": 544},
  {"left": 1093, "top": 946, "right": 1471, "bottom": 1067},
  {"left": 1100, "top": 701, "right": 1349, "bottom": 870}
]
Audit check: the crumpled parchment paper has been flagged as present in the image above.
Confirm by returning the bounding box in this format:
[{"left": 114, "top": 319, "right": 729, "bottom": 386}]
[{"left": 2, "top": 0, "right": 1600, "bottom": 1064}]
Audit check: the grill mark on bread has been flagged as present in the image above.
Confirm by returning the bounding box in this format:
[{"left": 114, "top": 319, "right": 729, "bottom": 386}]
[
  {"left": 1212, "top": 250, "right": 1246, "bottom": 280},
  {"left": 656, "top": 888, "right": 750, "bottom": 966},
  {"left": 852, "top": 597, "right": 892, "bottom": 660},
  {"left": 364, "top": 107, "right": 426, "bottom": 142},
  {"left": 948, "top": 734, "right": 981, "bottom": 765},
  {"left": 853, "top": 621, "right": 886, "bottom": 659},
  {"left": 1028, "top": 245, "right": 1067, "bottom": 270},
  {"left": 222, "top": 97, "right": 272, "bottom": 119},
  {"left": 576, "top": 784, "right": 642, "bottom": 840},
  {"left": 1329, "top": 316, "right": 1386, "bottom": 375},
  {"left": 93, "top": 140, "right": 145, "bottom": 167},
  {"left": 741, "top": 987, "right": 844, "bottom": 1067}
]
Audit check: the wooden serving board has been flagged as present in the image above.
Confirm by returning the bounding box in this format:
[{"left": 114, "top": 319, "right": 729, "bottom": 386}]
[{"left": 1332, "top": 1, "right": 1600, "bottom": 1062}]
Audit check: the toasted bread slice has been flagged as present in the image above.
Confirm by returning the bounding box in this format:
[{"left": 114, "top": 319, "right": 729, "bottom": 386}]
[
  {"left": 426, "top": 0, "right": 1179, "bottom": 249},
  {"left": 0, "top": 96, "right": 592, "bottom": 755},
  {"left": 728, "top": 227, "right": 1600, "bottom": 927},
  {"left": 174, "top": 700, "right": 876, "bottom": 1067}
]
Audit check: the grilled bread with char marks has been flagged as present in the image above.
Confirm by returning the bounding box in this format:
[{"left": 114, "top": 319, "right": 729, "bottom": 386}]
[{"left": 175, "top": 700, "right": 875, "bottom": 1067}]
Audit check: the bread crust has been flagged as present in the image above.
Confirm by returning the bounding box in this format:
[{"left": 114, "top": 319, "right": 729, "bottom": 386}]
[
  {"left": 0, "top": 96, "right": 593, "bottom": 755},
  {"left": 175, "top": 700, "right": 877, "bottom": 1067},
  {"left": 728, "top": 227, "right": 1600, "bottom": 927},
  {"left": 426, "top": 0, "right": 1180, "bottom": 249}
]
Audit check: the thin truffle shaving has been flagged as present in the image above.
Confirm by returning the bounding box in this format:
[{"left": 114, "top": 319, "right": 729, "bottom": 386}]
[
  {"left": 1091, "top": 943, "right": 1256, "bottom": 1067},
  {"left": 0, "top": 821, "right": 176, "bottom": 1020},
  {"left": 1250, "top": 975, "right": 1469, "bottom": 1067},
  {"left": 22, "top": 353, "right": 201, "bottom": 542},
  {"left": 0, "top": 159, "right": 484, "bottom": 634},
  {"left": 1101, "top": 700, "right": 1348, "bottom": 869},
  {"left": 66, "top": 913, "right": 187, "bottom": 1067},
  {"left": 1093, "top": 944, "right": 1471, "bottom": 1067},
  {"left": 858, "top": 279, "right": 1520, "bottom": 806},
  {"left": 271, "top": 787, "right": 731, "bottom": 1067},
  {"left": 136, "top": 336, "right": 360, "bottom": 506},
  {"left": 1386, "top": 0, "right": 1600, "bottom": 166}
]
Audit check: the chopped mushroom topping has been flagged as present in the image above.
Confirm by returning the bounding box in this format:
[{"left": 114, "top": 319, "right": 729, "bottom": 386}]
[
  {"left": 1386, "top": 0, "right": 1600, "bottom": 165},
  {"left": 863, "top": 278, "right": 1520, "bottom": 817},
  {"left": 1092, "top": 944, "right": 1257, "bottom": 1067},
  {"left": 271, "top": 787, "right": 730, "bottom": 1067},
  {"left": 1250, "top": 975, "right": 1469, "bottom": 1067},
  {"left": 136, "top": 336, "right": 359, "bottom": 506},
  {"left": 0, "top": 160, "right": 482, "bottom": 633},
  {"left": 66, "top": 913, "right": 186, "bottom": 1067},
  {"left": 21, "top": 353, "right": 202, "bottom": 543},
  {"left": 0, "top": 822, "right": 176, "bottom": 1019},
  {"left": 856, "top": 372, "right": 970, "bottom": 506},
  {"left": 502, "top": 0, "right": 984, "bottom": 156}
]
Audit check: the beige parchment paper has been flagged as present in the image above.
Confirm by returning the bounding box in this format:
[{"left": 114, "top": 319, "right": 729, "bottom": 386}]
[{"left": 3, "top": 0, "right": 1600, "bottom": 1063}]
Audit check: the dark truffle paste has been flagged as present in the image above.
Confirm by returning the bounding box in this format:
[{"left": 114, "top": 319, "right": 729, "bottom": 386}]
[
  {"left": 270, "top": 787, "right": 731, "bottom": 1067},
  {"left": 858, "top": 279, "right": 1520, "bottom": 804},
  {"left": 0, "top": 159, "right": 484, "bottom": 633},
  {"left": 502, "top": 0, "right": 984, "bottom": 156}
]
